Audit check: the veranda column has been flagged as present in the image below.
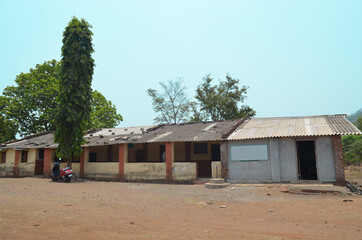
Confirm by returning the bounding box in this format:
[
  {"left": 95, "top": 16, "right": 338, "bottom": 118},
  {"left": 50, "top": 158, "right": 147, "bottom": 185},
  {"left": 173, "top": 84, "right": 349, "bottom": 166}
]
[
  {"left": 119, "top": 144, "right": 128, "bottom": 181},
  {"left": 165, "top": 142, "right": 174, "bottom": 182},
  {"left": 80, "top": 147, "right": 89, "bottom": 178},
  {"left": 43, "top": 148, "right": 52, "bottom": 178},
  {"left": 13, "top": 150, "right": 20, "bottom": 177}
]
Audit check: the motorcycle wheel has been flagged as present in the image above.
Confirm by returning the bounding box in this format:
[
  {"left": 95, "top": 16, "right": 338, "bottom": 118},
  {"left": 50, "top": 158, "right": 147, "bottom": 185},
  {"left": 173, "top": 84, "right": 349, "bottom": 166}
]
[
  {"left": 52, "top": 178, "right": 57, "bottom": 182},
  {"left": 65, "top": 176, "right": 71, "bottom": 183}
]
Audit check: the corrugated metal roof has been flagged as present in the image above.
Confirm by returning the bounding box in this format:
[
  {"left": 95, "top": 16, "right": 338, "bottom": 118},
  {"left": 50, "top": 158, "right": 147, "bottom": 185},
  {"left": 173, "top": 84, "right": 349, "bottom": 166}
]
[{"left": 227, "top": 114, "right": 361, "bottom": 140}]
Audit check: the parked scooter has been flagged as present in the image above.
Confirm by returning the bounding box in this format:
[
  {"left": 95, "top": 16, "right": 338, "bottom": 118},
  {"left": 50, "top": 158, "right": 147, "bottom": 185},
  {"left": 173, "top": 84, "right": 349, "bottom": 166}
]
[{"left": 51, "top": 160, "right": 73, "bottom": 183}]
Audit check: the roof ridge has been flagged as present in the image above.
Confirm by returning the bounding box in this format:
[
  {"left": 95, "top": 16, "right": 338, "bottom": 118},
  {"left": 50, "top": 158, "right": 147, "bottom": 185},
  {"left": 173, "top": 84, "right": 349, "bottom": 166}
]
[{"left": 251, "top": 114, "right": 347, "bottom": 120}]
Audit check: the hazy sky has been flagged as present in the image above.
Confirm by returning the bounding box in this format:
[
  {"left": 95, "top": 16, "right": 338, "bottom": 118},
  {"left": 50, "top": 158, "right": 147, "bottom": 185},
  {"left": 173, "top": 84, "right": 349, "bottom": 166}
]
[{"left": 1, "top": 0, "right": 361, "bottom": 127}]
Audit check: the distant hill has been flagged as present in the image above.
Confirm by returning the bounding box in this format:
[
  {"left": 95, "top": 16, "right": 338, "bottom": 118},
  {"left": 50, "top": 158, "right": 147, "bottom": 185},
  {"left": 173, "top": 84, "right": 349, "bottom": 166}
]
[{"left": 347, "top": 108, "right": 362, "bottom": 123}]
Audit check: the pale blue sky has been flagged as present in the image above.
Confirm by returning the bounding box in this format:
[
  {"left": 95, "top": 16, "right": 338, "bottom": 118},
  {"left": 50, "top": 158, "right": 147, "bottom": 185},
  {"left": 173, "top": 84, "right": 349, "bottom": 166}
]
[{"left": 1, "top": 0, "right": 361, "bottom": 127}]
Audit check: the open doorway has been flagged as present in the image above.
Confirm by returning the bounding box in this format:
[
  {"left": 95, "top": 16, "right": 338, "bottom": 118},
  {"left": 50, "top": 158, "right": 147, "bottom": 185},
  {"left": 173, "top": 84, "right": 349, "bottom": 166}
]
[
  {"left": 34, "top": 148, "right": 44, "bottom": 175},
  {"left": 296, "top": 141, "right": 317, "bottom": 180}
]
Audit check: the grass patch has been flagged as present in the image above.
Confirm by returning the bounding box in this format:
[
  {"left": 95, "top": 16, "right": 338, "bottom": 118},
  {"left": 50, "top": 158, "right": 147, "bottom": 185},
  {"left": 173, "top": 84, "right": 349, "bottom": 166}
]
[{"left": 345, "top": 166, "right": 362, "bottom": 185}]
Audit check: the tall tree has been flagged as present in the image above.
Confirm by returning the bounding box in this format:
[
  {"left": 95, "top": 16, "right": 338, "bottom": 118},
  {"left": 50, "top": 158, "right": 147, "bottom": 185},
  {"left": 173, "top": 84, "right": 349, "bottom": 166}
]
[
  {"left": 55, "top": 17, "right": 94, "bottom": 165},
  {"left": 147, "top": 78, "right": 191, "bottom": 124},
  {"left": 0, "top": 60, "right": 122, "bottom": 141},
  {"left": 193, "top": 74, "right": 255, "bottom": 121}
]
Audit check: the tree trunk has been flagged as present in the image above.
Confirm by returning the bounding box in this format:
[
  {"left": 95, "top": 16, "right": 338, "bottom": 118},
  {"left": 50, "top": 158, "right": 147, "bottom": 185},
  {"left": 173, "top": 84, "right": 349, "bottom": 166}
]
[{"left": 67, "top": 155, "right": 72, "bottom": 168}]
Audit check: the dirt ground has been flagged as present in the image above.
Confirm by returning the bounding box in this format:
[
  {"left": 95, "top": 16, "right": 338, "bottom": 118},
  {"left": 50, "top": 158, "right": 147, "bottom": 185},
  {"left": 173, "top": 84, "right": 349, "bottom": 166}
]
[{"left": 0, "top": 178, "right": 361, "bottom": 240}]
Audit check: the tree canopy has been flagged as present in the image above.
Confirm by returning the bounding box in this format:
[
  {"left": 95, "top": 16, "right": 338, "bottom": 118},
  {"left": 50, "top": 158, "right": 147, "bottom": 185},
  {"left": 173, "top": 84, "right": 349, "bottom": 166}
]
[
  {"left": 0, "top": 59, "right": 122, "bottom": 143},
  {"left": 54, "top": 17, "right": 95, "bottom": 162},
  {"left": 147, "top": 78, "right": 191, "bottom": 124},
  {"left": 0, "top": 96, "right": 17, "bottom": 143},
  {"left": 1, "top": 60, "right": 59, "bottom": 137},
  {"left": 193, "top": 74, "right": 255, "bottom": 121},
  {"left": 88, "top": 90, "right": 123, "bottom": 129}
]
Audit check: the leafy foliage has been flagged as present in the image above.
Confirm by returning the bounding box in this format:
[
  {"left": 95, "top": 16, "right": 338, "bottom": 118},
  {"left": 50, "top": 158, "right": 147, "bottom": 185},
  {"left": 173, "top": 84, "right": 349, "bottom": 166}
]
[
  {"left": 343, "top": 116, "right": 362, "bottom": 165},
  {"left": 343, "top": 135, "right": 362, "bottom": 165},
  {"left": 0, "top": 96, "right": 17, "bottom": 142},
  {"left": 355, "top": 116, "right": 362, "bottom": 131},
  {"left": 2, "top": 60, "right": 59, "bottom": 136},
  {"left": 147, "top": 78, "right": 191, "bottom": 124},
  {"left": 193, "top": 74, "right": 255, "bottom": 121},
  {"left": 0, "top": 60, "right": 122, "bottom": 142},
  {"left": 88, "top": 90, "right": 123, "bottom": 129},
  {"left": 54, "top": 17, "right": 95, "bottom": 162}
]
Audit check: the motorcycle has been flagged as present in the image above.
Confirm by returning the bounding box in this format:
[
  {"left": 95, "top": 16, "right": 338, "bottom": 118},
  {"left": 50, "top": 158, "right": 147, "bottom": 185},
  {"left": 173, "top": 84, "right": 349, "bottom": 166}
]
[{"left": 51, "top": 163, "right": 73, "bottom": 183}]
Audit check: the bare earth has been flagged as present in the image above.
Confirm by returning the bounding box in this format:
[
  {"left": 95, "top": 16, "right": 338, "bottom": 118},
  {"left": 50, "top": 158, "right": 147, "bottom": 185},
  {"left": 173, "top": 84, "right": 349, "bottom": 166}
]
[{"left": 0, "top": 178, "right": 361, "bottom": 240}]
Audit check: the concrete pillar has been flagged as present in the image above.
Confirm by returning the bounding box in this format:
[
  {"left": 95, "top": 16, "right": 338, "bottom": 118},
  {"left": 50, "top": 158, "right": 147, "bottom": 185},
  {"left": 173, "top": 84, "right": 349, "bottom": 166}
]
[
  {"left": 13, "top": 150, "right": 20, "bottom": 177},
  {"left": 165, "top": 142, "right": 174, "bottom": 182},
  {"left": 269, "top": 138, "right": 281, "bottom": 182},
  {"left": 43, "top": 148, "right": 52, "bottom": 178},
  {"left": 332, "top": 135, "right": 345, "bottom": 184},
  {"left": 220, "top": 142, "right": 229, "bottom": 179},
  {"left": 80, "top": 147, "right": 89, "bottom": 178},
  {"left": 119, "top": 144, "right": 128, "bottom": 181}
]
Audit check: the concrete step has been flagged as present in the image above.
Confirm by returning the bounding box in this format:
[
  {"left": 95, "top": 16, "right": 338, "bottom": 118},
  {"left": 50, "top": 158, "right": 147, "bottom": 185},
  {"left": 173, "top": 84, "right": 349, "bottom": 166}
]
[{"left": 209, "top": 178, "right": 225, "bottom": 184}]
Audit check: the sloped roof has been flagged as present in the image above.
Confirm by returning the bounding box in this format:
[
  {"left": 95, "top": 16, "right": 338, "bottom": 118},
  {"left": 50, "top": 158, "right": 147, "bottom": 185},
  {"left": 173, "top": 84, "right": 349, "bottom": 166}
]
[
  {"left": 134, "top": 119, "right": 243, "bottom": 143},
  {"left": 83, "top": 125, "right": 156, "bottom": 147},
  {"left": 227, "top": 114, "right": 361, "bottom": 140},
  {"left": 1, "top": 114, "right": 360, "bottom": 150},
  {"left": 1, "top": 131, "right": 57, "bottom": 149}
]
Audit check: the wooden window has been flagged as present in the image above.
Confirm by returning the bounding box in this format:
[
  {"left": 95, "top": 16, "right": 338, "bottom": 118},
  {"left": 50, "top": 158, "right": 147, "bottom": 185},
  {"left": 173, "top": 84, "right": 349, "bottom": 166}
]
[
  {"left": 89, "top": 152, "right": 97, "bottom": 162},
  {"left": 107, "top": 145, "right": 112, "bottom": 162},
  {"left": 194, "top": 143, "right": 208, "bottom": 154},
  {"left": 135, "top": 150, "right": 143, "bottom": 162},
  {"left": 1, "top": 152, "right": 6, "bottom": 163},
  {"left": 21, "top": 151, "right": 28, "bottom": 163}
]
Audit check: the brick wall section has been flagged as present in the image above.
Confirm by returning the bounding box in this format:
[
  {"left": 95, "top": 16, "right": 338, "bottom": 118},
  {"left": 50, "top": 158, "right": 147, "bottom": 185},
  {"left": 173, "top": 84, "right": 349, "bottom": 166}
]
[
  {"left": 332, "top": 135, "right": 345, "bottom": 184},
  {"left": 220, "top": 142, "right": 229, "bottom": 179}
]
